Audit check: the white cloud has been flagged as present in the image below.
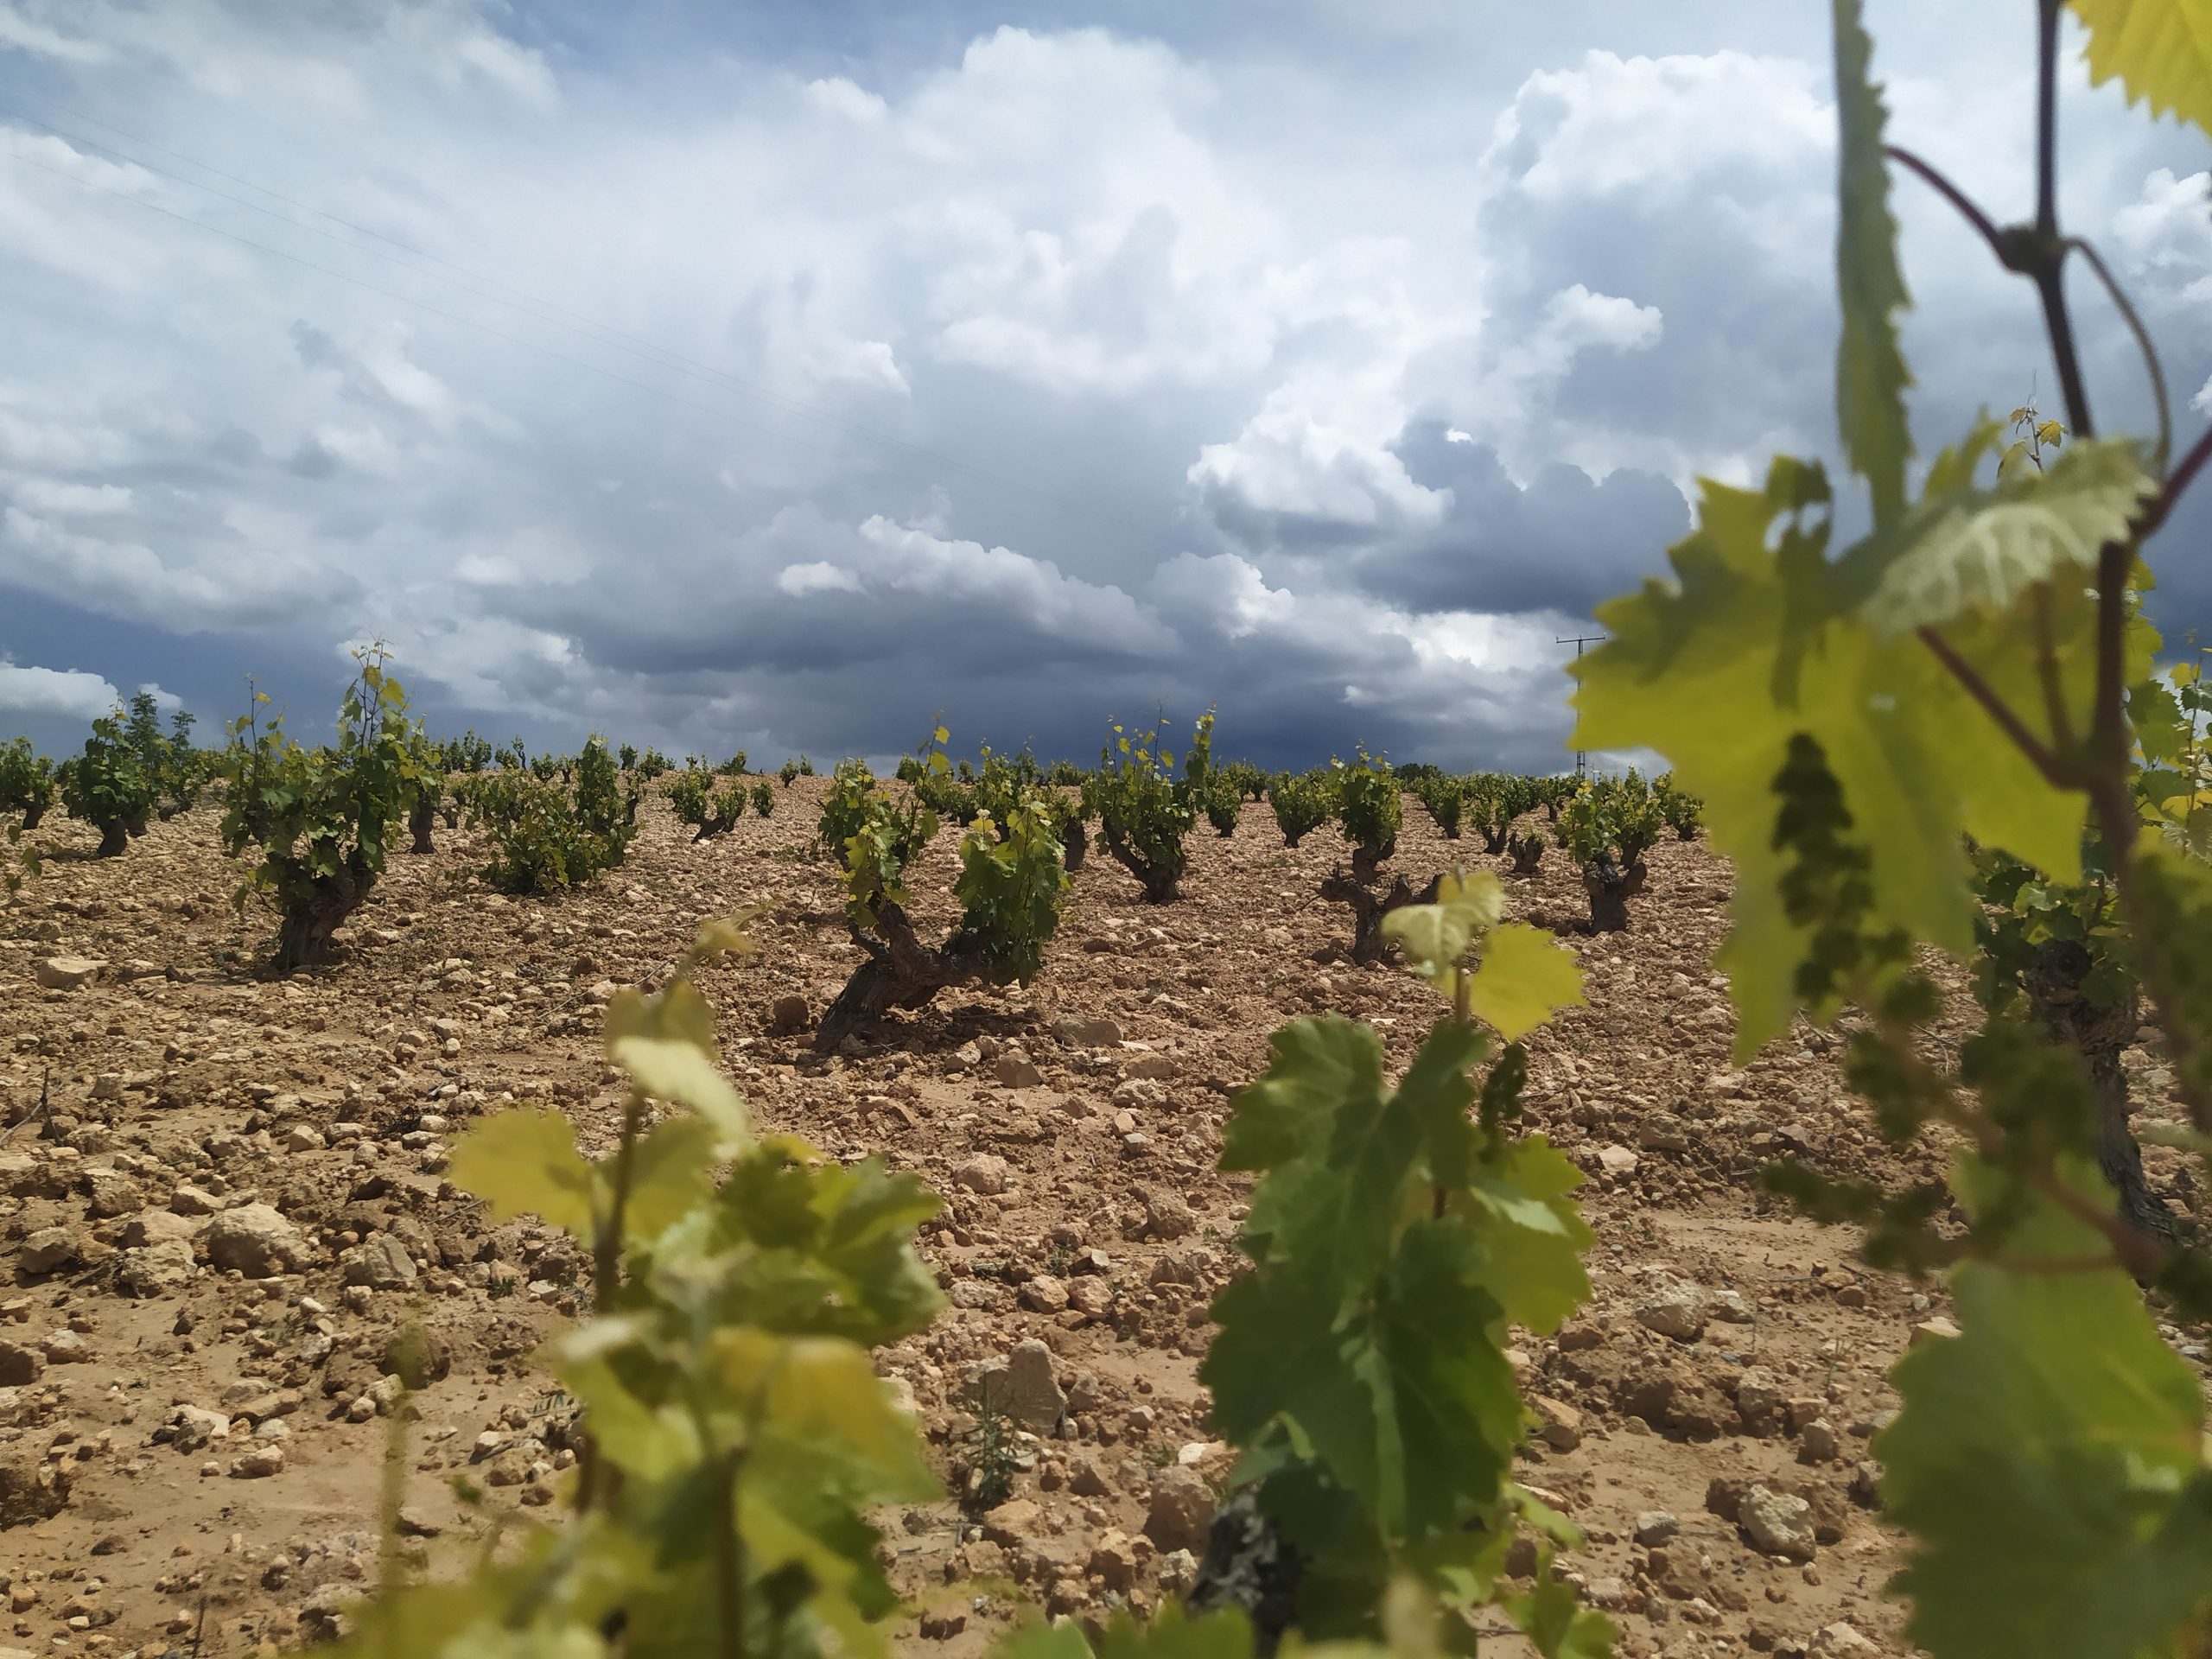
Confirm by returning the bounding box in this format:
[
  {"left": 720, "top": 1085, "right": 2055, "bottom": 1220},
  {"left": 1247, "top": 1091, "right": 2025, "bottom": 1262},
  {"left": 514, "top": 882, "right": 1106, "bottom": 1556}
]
[
  {"left": 1482, "top": 49, "right": 1827, "bottom": 201},
  {"left": 0, "top": 9, "right": 2194, "bottom": 766},
  {"left": 0, "top": 3, "right": 111, "bottom": 63},
  {"left": 385, "top": 1, "right": 559, "bottom": 110},
  {"left": 804, "top": 77, "right": 887, "bottom": 124},
  {"left": 2114, "top": 168, "right": 2212, "bottom": 277},
  {"left": 852, "top": 515, "right": 1172, "bottom": 651},
  {"left": 1150, "top": 551, "right": 1299, "bottom": 640},
  {"left": 0, "top": 658, "right": 122, "bottom": 721},
  {"left": 3, "top": 505, "right": 334, "bottom": 629},
  {"left": 778, "top": 560, "right": 862, "bottom": 595},
  {"left": 6, "top": 478, "right": 133, "bottom": 515}
]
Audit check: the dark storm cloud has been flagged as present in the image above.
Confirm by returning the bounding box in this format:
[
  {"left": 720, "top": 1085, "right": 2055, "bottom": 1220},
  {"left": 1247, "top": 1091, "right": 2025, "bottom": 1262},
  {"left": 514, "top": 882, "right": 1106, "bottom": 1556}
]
[
  {"left": 1349, "top": 423, "right": 1688, "bottom": 618},
  {"left": 3, "top": 0, "right": 2209, "bottom": 770}
]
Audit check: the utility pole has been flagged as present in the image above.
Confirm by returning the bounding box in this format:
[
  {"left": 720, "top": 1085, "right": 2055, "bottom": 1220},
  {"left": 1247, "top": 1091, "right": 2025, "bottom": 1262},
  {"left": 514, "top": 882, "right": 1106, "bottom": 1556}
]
[{"left": 1555, "top": 632, "right": 1606, "bottom": 778}]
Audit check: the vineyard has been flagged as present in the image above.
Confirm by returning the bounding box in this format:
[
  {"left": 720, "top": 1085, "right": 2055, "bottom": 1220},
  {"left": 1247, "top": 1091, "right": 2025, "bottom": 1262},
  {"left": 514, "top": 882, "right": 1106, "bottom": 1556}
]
[
  {"left": 3, "top": 734, "right": 2007, "bottom": 1659},
  {"left": 5, "top": 3, "right": 2212, "bottom": 1659}
]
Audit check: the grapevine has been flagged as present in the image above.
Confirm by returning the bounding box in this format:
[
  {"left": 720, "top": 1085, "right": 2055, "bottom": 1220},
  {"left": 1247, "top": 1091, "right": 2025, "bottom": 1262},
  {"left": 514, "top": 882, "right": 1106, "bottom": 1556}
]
[
  {"left": 59, "top": 709, "right": 156, "bottom": 857},
  {"left": 669, "top": 766, "right": 747, "bottom": 841},
  {"left": 1266, "top": 768, "right": 1335, "bottom": 849},
  {"left": 812, "top": 728, "right": 1070, "bottom": 1052},
  {"left": 1553, "top": 772, "right": 1664, "bottom": 933},
  {"left": 1410, "top": 771, "right": 1466, "bottom": 839},
  {"left": 218, "top": 649, "right": 431, "bottom": 971},
  {"left": 1319, "top": 751, "right": 1429, "bottom": 963},
  {"left": 309, "top": 920, "right": 947, "bottom": 1658},
  {"left": 1194, "top": 870, "right": 1593, "bottom": 1648},
  {"left": 1568, "top": 5, "right": 2212, "bottom": 1656},
  {"left": 1087, "top": 710, "right": 1214, "bottom": 903},
  {"left": 463, "top": 736, "right": 635, "bottom": 895},
  {"left": 0, "top": 736, "right": 55, "bottom": 832},
  {"left": 1202, "top": 773, "right": 1243, "bottom": 837}
]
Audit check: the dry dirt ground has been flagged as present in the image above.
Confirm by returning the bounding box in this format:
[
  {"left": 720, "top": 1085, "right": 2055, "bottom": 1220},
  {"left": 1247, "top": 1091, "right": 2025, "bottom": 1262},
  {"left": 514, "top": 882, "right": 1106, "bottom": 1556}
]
[{"left": 2, "top": 780, "right": 2206, "bottom": 1659}]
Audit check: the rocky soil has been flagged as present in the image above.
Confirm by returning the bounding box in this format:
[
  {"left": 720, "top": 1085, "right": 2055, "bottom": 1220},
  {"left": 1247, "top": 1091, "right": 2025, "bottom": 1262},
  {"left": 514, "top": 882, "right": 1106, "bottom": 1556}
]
[{"left": 1, "top": 782, "right": 2205, "bottom": 1659}]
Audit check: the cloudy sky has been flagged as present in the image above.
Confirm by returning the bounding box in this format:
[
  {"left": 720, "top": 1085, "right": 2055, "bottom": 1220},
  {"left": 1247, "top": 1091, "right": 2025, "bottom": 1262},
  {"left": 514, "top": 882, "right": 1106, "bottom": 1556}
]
[{"left": 0, "top": 0, "right": 2207, "bottom": 771}]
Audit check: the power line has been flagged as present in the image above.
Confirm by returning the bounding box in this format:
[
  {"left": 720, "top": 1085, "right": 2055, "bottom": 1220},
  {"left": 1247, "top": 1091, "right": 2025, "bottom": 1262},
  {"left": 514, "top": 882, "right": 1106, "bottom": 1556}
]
[{"left": 0, "top": 89, "right": 1081, "bottom": 514}]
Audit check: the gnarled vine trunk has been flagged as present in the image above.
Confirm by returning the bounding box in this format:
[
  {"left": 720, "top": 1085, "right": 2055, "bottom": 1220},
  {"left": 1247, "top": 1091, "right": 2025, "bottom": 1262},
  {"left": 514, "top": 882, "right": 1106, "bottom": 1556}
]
[
  {"left": 1582, "top": 855, "right": 1638, "bottom": 932},
  {"left": 1062, "top": 817, "right": 1087, "bottom": 873},
  {"left": 93, "top": 820, "right": 128, "bottom": 858},
  {"left": 274, "top": 885, "right": 369, "bottom": 973},
  {"left": 1508, "top": 833, "right": 1545, "bottom": 874},
  {"left": 271, "top": 847, "right": 374, "bottom": 976},
  {"left": 1478, "top": 823, "right": 1511, "bottom": 855},
  {"left": 410, "top": 795, "right": 436, "bottom": 855},
  {"left": 813, "top": 902, "right": 997, "bottom": 1052},
  {"left": 2025, "top": 939, "right": 2171, "bottom": 1241},
  {"left": 1100, "top": 817, "right": 1182, "bottom": 904},
  {"left": 1320, "top": 868, "right": 1442, "bottom": 965},
  {"left": 1350, "top": 838, "right": 1395, "bottom": 885},
  {"left": 22, "top": 803, "right": 46, "bottom": 832}
]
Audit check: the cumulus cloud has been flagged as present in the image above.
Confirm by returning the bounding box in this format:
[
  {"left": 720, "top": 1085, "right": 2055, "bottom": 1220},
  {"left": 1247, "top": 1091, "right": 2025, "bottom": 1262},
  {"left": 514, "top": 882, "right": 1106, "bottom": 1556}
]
[
  {"left": 1348, "top": 423, "right": 1691, "bottom": 617},
  {"left": 0, "top": 6, "right": 2202, "bottom": 762},
  {"left": 7, "top": 478, "right": 133, "bottom": 515},
  {"left": 804, "top": 77, "right": 887, "bottom": 125},
  {"left": 3, "top": 505, "right": 343, "bottom": 631},
  {"left": 0, "top": 658, "right": 123, "bottom": 721},
  {"left": 0, "top": 3, "right": 111, "bottom": 63},
  {"left": 778, "top": 560, "right": 861, "bottom": 596}
]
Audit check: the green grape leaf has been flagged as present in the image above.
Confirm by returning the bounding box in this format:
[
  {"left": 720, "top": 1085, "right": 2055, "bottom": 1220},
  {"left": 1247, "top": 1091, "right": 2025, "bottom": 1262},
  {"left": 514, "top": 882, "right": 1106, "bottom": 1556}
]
[
  {"left": 1506, "top": 1572, "right": 1617, "bottom": 1659},
  {"left": 1573, "top": 461, "right": 2089, "bottom": 1053},
  {"left": 2130, "top": 675, "right": 2191, "bottom": 763},
  {"left": 1373, "top": 1220, "right": 1527, "bottom": 1535},
  {"left": 719, "top": 1330, "right": 938, "bottom": 1495},
  {"left": 1381, "top": 868, "right": 1505, "bottom": 995},
  {"left": 1224, "top": 1018, "right": 1491, "bottom": 1310},
  {"left": 1241, "top": 1040, "right": 1429, "bottom": 1300},
  {"left": 997, "top": 1624, "right": 1095, "bottom": 1659},
  {"left": 2072, "top": 0, "right": 2212, "bottom": 139},
  {"left": 1462, "top": 1138, "right": 1594, "bottom": 1334},
  {"left": 1859, "top": 439, "right": 2155, "bottom": 635},
  {"left": 717, "top": 1329, "right": 942, "bottom": 1659},
  {"left": 622, "top": 1114, "right": 718, "bottom": 1243},
  {"left": 1204, "top": 1224, "right": 1522, "bottom": 1541},
  {"left": 736, "top": 1489, "right": 888, "bottom": 1659},
  {"left": 1092, "top": 1602, "right": 1257, "bottom": 1659},
  {"left": 448, "top": 1108, "right": 597, "bottom": 1238},
  {"left": 1467, "top": 923, "right": 1586, "bottom": 1041},
  {"left": 317, "top": 1572, "right": 610, "bottom": 1659},
  {"left": 1834, "top": 0, "right": 1913, "bottom": 525},
  {"left": 1878, "top": 1156, "right": 2212, "bottom": 1659},
  {"left": 553, "top": 1343, "right": 696, "bottom": 1483},
  {"left": 606, "top": 979, "right": 750, "bottom": 1148},
  {"left": 705, "top": 1151, "right": 946, "bottom": 1346},
  {"left": 998, "top": 1604, "right": 1257, "bottom": 1659},
  {"left": 1220, "top": 1016, "right": 1384, "bottom": 1179}
]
